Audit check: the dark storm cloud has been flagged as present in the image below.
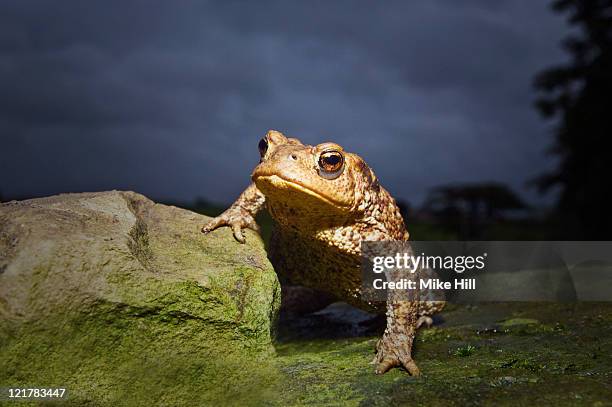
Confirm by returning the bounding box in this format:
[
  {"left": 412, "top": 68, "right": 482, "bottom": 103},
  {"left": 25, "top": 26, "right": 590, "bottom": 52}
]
[{"left": 0, "top": 0, "right": 567, "bottom": 205}]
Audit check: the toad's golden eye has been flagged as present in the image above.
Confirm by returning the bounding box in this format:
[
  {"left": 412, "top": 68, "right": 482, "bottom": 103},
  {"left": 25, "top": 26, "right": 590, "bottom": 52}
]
[
  {"left": 318, "top": 150, "right": 344, "bottom": 179},
  {"left": 258, "top": 138, "right": 268, "bottom": 158}
]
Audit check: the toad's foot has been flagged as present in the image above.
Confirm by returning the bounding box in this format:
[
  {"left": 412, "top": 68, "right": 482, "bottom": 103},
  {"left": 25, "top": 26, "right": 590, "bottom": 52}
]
[
  {"left": 201, "top": 206, "right": 259, "bottom": 244},
  {"left": 373, "top": 332, "right": 420, "bottom": 376}
]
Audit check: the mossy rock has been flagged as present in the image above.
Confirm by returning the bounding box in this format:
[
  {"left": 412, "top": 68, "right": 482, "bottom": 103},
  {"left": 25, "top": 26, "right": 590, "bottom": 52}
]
[
  {"left": 0, "top": 191, "right": 281, "bottom": 406},
  {"left": 275, "top": 302, "right": 612, "bottom": 406}
]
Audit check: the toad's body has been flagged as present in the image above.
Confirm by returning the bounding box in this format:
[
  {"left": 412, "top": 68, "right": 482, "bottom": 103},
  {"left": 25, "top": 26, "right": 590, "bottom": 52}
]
[{"left": 202, "top": 130, "right": 443, "bottom": 375}]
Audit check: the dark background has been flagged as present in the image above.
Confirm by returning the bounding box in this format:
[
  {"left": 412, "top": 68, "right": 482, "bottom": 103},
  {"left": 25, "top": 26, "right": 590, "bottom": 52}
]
[{"left": 1, "top": 0, "right": 610, "bottom": 239}]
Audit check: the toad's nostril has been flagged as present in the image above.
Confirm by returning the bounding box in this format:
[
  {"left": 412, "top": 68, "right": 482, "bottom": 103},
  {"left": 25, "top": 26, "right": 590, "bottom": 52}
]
[{"left": 290, "top": 154, "right": 298, "bottom": 160}]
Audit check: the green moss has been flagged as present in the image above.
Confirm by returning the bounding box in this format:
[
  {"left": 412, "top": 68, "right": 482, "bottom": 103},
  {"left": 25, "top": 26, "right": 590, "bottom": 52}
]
[
  {"left": 0, "top": 305, "right": 280, "bottom": 406},
  {"left": 3, "top": 301, "right": 611, "bottom": 406},
  {"left": 1, "top": 256, "right": 281, "bottom": 405},
  {"left": 274, "top": 303, "right": 612, "bottom": 406}
]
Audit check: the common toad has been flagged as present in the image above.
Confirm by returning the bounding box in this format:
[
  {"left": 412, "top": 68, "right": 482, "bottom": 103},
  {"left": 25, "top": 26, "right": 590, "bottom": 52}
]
[{"left": 202, "top": 130, "right": 444, "bottom": 375}]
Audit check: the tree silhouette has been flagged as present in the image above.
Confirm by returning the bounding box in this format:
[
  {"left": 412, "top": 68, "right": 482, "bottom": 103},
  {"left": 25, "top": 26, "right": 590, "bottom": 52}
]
[
  {"left": 534, "top": 0, "right": 612, "bottom": 239},
  {"left": 423, "top": 183, "right": 527, "bottom": 239}
]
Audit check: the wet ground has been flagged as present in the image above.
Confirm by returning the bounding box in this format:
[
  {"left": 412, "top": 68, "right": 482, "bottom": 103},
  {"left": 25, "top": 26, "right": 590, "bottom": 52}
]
[{"left": 274, "top": 302, "right": 612, "bottom": 406}]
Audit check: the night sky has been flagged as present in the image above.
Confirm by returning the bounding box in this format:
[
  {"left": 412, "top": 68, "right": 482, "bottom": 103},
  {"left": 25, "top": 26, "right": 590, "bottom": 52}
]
[{"left": 0, "top": 1, "right": 569, "bottom": 207}]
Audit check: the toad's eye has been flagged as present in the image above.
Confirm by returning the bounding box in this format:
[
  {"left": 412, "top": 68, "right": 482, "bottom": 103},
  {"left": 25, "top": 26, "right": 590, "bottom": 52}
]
[
  {"left": 258, "top": 138, "right": 268, "bottom": 158},
  {"left": 318, "top": 150, "right": 344, "bottom": 179}
]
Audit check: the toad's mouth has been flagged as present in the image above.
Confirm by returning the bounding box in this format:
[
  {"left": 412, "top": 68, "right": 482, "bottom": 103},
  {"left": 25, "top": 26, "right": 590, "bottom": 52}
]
[{"left": 253, "top": 174, "right": 351, "bottom": 209}]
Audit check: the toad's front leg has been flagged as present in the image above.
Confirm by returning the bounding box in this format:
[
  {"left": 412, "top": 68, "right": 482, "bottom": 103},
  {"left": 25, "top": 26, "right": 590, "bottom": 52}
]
[
  {"left": 373, "top": 300, "right": 420, "bottom": 375},
  {"left": 201, "top": 183, "right": 265, "bottom": 243}
]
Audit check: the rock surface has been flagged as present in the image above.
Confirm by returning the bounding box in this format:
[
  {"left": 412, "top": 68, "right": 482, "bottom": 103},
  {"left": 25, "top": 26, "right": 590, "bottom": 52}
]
[
  {"left": 275, "top": 302, "right": 612, "bottom": 406},
  {"left": 0, "top": 191, "right": 281, "bottom": 405}
]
